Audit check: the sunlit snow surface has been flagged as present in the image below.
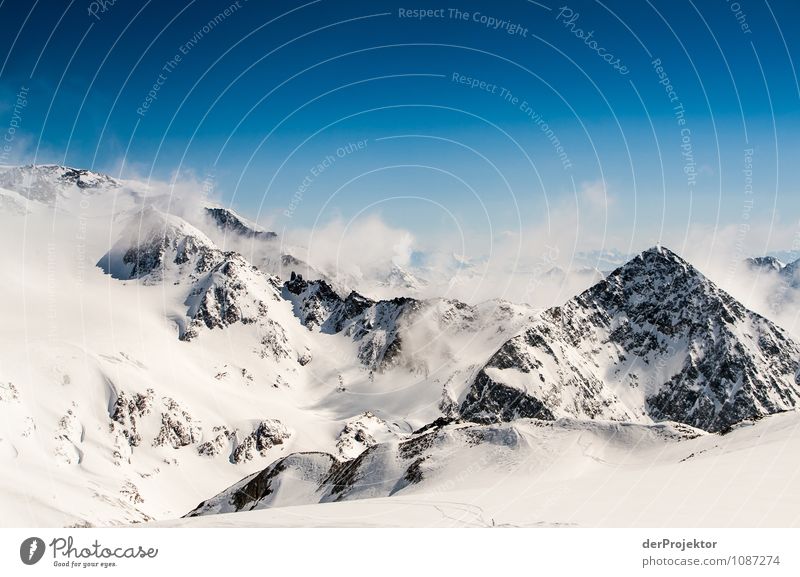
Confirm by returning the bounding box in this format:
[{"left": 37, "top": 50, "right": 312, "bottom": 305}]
[{"left": 156, "top": 412, "right": 800, "bottom": 527}]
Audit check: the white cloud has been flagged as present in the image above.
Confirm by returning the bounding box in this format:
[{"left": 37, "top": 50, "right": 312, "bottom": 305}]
[{"left": 579, "top": 179, "right": 614, "bottom": 213}]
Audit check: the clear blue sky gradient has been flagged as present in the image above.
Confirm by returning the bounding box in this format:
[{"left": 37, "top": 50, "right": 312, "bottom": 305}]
[{"left": 1, "top": 0, "right": 798, "bottom": 246}]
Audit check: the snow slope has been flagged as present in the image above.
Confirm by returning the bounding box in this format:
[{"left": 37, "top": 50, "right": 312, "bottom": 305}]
[{"left": 173, "top": 410, "right": 800, "bottom": 527}]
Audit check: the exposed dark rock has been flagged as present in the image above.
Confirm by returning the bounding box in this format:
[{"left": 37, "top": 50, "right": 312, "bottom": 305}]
[
  {"left": 153, "top": 398, "right": 201, "bottom": 448},
  {"left": 205, "top": 207, "right": 277, "bottom": 240},
  {"left": 109, "top": 389, "right": 154, "bottom": 448},
  {"left": 231, "top": 420, "right": 291, "bottom": 463},
  {"left": 460, "top": 371, "right": 555, "bottom": 424}
]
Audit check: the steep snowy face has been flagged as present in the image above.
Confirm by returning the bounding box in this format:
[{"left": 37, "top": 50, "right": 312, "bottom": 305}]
[
  {"left": 186, "top": 452, "right": 341, "bottom": 515},
  {"left": 98, "top": 207, "right": 221, "bottom": 284},
  {"left": 204, "top": 207, "right": 277, "bottom": 240},
  {"left": 461, "top": 246, "right": 800, "bottom": 432},
  {"left": 0, "top": 164, "right": 120, "bottom": 203}
]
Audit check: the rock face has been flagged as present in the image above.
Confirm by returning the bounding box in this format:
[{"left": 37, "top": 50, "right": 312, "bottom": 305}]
[
  {"left": 282, "top": 273, "right": 365, "bottom": 332},
  {"left": 460, "top": 246, "right": 800, "bottom": 432},
  {"left": 204, "top": 207, "right": 277, "bottom": 240},
  {"left": 283, "top": 272, "right": 419, "bottom": 370}
]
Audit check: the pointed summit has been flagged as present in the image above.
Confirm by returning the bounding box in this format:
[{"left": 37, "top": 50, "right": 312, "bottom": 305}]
[
  {"left": 614, "top": 244, "right": 693, "bottom": 276},
  {"left": 642, "top": 244, "right": 680, "bottom": 258}
]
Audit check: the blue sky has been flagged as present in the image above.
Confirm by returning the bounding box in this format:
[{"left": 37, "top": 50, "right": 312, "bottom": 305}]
[{"left": 1, "top": 0, "right": 799, "bottom": 256}]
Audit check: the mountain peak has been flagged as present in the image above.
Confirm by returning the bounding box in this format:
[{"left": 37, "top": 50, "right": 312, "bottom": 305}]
[
  {"left": 636, "top": 245, "right": 694, "bottom": 270},
  {"left": 600, "top": 246, "right": 696, "bottom": 282},
  {"left": 585, "top": 245, "right": 704, "bottom": 313},
  {"left": 642, "top": 244, "right": 679, "bottom": 258},
  {"left": 460, "top": 243, "right": 800, "bottom": 432}
]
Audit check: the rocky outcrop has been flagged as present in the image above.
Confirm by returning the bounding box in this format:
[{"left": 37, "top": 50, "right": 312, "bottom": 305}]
[
  {"left": 153, "top": 397, "right": 201, "bottom": 449},
  {"left": 196, "top": 420, "right": 291, "bottom": 464},
  {"left": 335, "top": 412, "right": 406, "bottom": 460},
  {"left": 231, "top": 420, "right": 291, "bottom": 463},
  {"left": 282, "top": 273, "right": 418, "bottom": 370},
  {"left": 205, "top": 207, "right": 277, "bottom": 240},
  {"left": 109, "top": 389, "right": 155, "bottom": 448},
  {"left": 98, "top": 207, "right": 221, "bottom": 284}
]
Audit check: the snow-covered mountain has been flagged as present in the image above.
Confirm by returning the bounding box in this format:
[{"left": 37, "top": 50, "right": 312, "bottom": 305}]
[
  {"left": 181, "top": 247, "right": 800, "bottom": 524},
  {"left": 459, "top": 246, "right": 800, "bottom": 432},
  {"left": 97, "top": 207, "right": 297, "bottom": 350},
  {"left": 2, "top": 164, "right": 800, "bottom": 528},
  {"left": 377, "top": 263, "right": 427, "bottom": 293},
  {"left": 745, "top": 252, "right": 800, "bottom": 285}
]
